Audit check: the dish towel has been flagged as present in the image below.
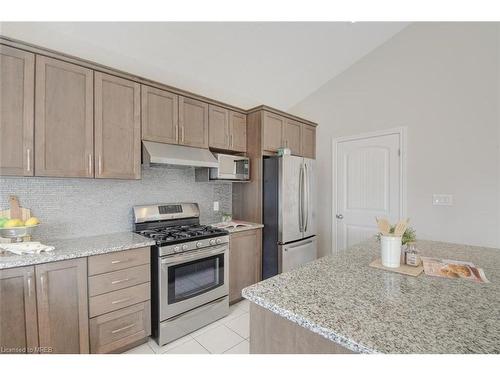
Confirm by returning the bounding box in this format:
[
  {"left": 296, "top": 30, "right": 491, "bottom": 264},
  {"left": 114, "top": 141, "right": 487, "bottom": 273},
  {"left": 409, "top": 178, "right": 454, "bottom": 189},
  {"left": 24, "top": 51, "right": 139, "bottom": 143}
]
[{"left": 0, "top": 242, "right": 55, "bottom": 255}]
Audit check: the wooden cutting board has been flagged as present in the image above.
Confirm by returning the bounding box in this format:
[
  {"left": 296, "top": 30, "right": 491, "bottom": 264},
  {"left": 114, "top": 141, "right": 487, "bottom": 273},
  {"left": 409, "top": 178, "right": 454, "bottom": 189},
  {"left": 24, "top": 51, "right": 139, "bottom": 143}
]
[
  {"left": 369, "top": 258, "right": 423, "bottom": 277},
  {"left": 0, "top": 196, "right": 31, "bottom": 220}
]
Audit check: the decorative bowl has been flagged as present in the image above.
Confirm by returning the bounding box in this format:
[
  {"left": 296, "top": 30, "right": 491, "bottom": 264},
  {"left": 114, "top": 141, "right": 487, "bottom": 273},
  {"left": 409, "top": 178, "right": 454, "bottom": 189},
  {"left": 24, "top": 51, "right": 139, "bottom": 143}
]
[{"left": 0, "top": 225, "right": 39, "bottom": 242}]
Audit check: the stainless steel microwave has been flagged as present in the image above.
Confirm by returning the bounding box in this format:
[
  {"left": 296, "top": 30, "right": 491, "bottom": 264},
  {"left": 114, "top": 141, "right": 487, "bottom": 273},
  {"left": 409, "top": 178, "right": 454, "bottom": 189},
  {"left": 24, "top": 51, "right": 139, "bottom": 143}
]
[{"left": 195, "top": 153, "right": 250, "bottom": 181}]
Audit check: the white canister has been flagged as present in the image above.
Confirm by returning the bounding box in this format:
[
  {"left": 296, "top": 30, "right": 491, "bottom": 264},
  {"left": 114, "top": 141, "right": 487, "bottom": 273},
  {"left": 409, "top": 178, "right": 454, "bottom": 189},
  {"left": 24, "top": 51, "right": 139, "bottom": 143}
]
[{"left": 380, "top": 235, "right": 402, "bottom": 268}]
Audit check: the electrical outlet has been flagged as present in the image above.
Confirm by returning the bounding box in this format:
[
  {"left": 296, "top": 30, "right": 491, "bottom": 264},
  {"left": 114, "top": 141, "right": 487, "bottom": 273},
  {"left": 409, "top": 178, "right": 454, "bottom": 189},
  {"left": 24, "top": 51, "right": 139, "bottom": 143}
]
[
  {"left": 213, "top": 201, "right": 219, "bottom": 211},
  {"left": 432, "top": 194, "right": 453, "bottom": 206}
]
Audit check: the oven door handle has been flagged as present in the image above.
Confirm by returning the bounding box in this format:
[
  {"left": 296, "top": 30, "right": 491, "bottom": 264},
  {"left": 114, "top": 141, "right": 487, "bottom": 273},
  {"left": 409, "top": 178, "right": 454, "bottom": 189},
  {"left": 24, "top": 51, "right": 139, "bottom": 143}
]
[{"left": 160, "top": 245, "right": 227, "bottom": 266}]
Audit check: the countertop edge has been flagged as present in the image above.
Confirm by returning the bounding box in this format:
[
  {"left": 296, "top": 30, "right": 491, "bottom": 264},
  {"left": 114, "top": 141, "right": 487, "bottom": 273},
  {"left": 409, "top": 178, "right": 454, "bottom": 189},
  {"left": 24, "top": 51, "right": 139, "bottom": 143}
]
[{"left": 241, "top": 288, "right": 377, "bottom": 354}]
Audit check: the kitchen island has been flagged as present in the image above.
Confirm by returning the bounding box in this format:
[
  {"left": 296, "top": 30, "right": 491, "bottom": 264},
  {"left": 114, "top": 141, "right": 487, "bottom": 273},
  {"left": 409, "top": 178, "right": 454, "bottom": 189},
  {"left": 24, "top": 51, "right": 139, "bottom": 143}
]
[{"left": 242, "top": 239, "right": 500, "bottom": 354}]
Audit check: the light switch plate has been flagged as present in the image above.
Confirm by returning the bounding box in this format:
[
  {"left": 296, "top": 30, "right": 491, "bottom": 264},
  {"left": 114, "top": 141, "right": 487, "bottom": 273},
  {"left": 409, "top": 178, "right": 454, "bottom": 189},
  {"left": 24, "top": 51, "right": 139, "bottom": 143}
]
[
  {"left": 432, "top": 194, "right": 453, "bottom": 206},
  {"left": 213, "top": 201, "right": 219, "bottom": 211}
]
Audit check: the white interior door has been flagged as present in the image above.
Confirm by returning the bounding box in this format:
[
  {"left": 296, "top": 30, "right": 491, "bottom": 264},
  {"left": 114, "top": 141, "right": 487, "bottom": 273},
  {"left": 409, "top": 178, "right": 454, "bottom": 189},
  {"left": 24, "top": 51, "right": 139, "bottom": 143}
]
[{"left": 336, "top": 133, "right": 402, "bottom": 251}]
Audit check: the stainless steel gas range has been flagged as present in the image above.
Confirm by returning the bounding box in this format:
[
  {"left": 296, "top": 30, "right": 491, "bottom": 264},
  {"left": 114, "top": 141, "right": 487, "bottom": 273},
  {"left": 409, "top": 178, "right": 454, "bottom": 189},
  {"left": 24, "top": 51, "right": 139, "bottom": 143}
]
[{"left": 133, "top": 203, "right": 230, "bottom": 346}]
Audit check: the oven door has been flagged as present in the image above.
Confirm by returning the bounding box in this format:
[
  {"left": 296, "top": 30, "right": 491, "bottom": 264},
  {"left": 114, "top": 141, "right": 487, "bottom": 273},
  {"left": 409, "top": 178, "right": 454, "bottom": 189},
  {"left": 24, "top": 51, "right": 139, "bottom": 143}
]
[{"left": 159, "top": 244, "right": 229, "bottom": 321}]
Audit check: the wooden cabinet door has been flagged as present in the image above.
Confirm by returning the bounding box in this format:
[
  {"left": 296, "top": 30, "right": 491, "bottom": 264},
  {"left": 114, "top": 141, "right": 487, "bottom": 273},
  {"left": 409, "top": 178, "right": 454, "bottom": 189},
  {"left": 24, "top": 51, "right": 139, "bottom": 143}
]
[
  {"left": 283, "top": 119, "right": 302, "bottom": 156},
  {"left": 141, "top": 85, "right": 178, "bottom": 144},
  {"left": 35, "top": 56, "right": 94, "bottom": 178},
  {"left": 208, "top": 105, "right": 230, "bottom": 150},
  {"left": 0, "top": 46, "right": 34, "bottom": 176},
  {"left": 94, "top": 72, "right": 141, "bottom": 179},
  {"left": 35, "top": 258, "right": 89, "bottom": 354},
  {"left": 179, "top": 96, "right": 209, "bottom": 149},
  {"left": 262, "top": 112, "right": 284, "bottom": 152},
  {"left": 301, "top": 124, "right": 316, "bottom": 159},
  {"left": 0, "top": 266, "right": 38, "bottom": 353},
  {"left": 229, "top": 229, "right": 262, "bottom": 303},
  {"left": 230, "top": 111, "right": 247, "bottom": 152}
]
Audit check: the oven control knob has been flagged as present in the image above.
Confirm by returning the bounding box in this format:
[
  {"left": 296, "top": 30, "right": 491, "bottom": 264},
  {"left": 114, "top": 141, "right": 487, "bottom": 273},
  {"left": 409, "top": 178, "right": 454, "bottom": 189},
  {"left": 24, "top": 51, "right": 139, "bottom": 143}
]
[
  {"left": 182, "top": 244, "right": 189, "bottom": 251},
  {"left": 216, "top": 238, "right": 222, "bottom": 244},
  {"left": 174, "top": 246, "right": 181, "bottom": 253},
  {"left": 209, "top": 239, "right": 216, "bottom": 245},
  {"left": 196, "top": 241, "right": 203, "bottom": 248}
]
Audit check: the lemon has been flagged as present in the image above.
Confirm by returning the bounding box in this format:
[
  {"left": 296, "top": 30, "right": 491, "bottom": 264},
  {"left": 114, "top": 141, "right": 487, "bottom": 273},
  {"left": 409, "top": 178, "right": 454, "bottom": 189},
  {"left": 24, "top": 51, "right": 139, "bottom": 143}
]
[
  {"left": 25, "top": 217, "right": 40, "bottom": 227},
  {"left": 4, "top": 219, "right": 24, "bottom": 228}
]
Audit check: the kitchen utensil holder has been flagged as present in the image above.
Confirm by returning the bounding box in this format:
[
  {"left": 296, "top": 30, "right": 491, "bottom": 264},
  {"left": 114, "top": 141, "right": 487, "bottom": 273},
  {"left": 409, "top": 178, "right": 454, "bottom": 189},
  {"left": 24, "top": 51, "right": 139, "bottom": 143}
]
[{"left": 380, "top": 235, "right": 402, "bottom": 268}]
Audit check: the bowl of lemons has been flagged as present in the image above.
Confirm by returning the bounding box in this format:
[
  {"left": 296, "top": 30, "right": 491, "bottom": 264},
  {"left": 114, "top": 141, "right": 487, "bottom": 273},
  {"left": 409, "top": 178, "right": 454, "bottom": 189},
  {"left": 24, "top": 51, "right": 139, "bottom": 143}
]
[{"left": 0, "top": 217, "right": 40, "bottom": 242}]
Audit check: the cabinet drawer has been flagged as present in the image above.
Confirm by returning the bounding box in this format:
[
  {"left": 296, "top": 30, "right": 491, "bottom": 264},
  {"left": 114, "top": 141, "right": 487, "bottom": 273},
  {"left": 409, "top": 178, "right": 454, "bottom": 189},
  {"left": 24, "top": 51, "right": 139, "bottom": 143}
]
[
  {"left": 88, "top": 247, "right": 150, "bottom": 276},
  {"left": 89, "top": 282, "right": 150, "bottom": 318},
  {"left": 88, "top": 264, "right": 150, "bottom": 297},
  {"left": 90, "top": 301, "right": 151, "bottom": 354}
]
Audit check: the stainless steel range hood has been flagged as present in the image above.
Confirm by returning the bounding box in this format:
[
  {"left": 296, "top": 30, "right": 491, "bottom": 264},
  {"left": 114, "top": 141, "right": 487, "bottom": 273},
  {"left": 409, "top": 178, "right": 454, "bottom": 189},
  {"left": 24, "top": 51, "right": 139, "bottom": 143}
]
[{"left": 142, "top": 141, "right": 219, "bottom": 168}]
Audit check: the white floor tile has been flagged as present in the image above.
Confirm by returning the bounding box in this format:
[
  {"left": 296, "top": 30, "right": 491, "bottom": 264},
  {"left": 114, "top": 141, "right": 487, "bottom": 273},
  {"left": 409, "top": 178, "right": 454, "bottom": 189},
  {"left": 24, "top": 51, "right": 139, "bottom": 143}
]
[
  {"left": 123, "top": 343, "right": 155, "bottom": 354},
  {"left": 237, "top": 299, "right": 250, "bottom": 312},
  {"left": 225, "top": 312, "right": 249, "bottom": 339},
  {"left": 148, "top": 335, "right": 193, "bottom": 354},
  {"left": 194, "top": 324, "right": 245, "bottom": 354},
  {"left": 164, "top": 339, "right": 209, "bottom": 354},
  {"left": 223, "top": 340, "right": 250, "bottom": 354}
]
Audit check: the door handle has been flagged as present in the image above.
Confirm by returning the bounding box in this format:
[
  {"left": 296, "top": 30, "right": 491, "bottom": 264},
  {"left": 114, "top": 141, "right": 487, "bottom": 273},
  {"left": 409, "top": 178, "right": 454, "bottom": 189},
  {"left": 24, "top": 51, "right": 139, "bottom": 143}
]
[
  {"left": 336, "top": 214, "right": 344, "bottom": 220},
  {"left": 304, "top": 163, "right": 309, "bottom": 232},
  {"left": 298, "top": 164, "right": 304, "bottom": 232}
]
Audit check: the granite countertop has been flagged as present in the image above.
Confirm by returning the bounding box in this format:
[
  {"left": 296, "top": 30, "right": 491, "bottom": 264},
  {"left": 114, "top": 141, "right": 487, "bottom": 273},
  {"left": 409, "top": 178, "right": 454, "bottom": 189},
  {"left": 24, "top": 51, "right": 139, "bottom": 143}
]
[
  {"left": 212, "top": 220, "right": 263, "bottom": 234},
  {"left": 242, "top": 239, "right": 500, "bottom": 354},
  {"left": 0, "top": 232, "right": 155, "bottom": 270}
]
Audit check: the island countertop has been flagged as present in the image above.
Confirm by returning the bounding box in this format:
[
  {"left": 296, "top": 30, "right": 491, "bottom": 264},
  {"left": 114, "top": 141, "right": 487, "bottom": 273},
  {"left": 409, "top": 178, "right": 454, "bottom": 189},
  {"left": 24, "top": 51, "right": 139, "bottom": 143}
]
[
  {"left": 0, "top": 232, "right": 155, "bottom": 270},
  {"left": 242, "top": 239, "right": 500, "bottom": 354}
]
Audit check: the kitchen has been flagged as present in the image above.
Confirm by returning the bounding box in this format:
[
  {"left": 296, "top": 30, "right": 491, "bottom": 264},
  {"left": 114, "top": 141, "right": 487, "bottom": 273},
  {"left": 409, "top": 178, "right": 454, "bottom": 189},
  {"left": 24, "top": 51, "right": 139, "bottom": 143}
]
[{"left": 0, "top": 15, "right": 500, "bottom": 367}]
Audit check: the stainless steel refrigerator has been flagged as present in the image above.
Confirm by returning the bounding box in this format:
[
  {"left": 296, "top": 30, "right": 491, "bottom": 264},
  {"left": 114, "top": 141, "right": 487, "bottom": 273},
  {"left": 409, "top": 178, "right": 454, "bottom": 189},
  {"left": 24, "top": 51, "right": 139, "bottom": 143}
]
[{"left": 262, "top": 155, "right": 317, "bottom": 279}]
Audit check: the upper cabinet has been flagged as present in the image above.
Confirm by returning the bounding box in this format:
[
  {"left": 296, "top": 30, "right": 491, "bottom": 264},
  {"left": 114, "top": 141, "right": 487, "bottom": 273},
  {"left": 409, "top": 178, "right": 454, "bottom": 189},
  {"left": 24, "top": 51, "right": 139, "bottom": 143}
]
[
  {"left": 209, "top": 105, "right": 230, "bottom": 150},
  {"left": 179, "top": 96, "right": 209, "bottom": 149},
  {"left": 94, "top": 72, "right": 141, "bottom": 179},
  {"left": 301, "top": 124, "right": 316, "bottom": 159},
  {"left": 35, "top": 56, "right": 94, "bottom": 178},
  {"left": 229, "top": 111, "right": 247, "bottom": 152},
  {"left": 283, "top": 119, "right": 302, "bottom": 156},
  {"left": 262, "top": 111, "right": 316, "bottom": 158},
  {"left": 262, "top": 111, "right": 285, "bottom": 152},
  {"left": 141, "top": 85, "right": 179, "bottom": 144},
  {"left": 0, "top": 45, "right": 34, "bottom": 176},
  {"left": 209, "top": 105, "right": 247, "bottom": 152}
]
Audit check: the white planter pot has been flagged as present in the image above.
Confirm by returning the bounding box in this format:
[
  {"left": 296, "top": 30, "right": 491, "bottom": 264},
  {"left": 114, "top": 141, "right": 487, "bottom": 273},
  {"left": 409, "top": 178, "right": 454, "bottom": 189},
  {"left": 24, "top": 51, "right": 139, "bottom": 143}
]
[{"left": 380, "top": 235, "right": 402, "bottom": 268}]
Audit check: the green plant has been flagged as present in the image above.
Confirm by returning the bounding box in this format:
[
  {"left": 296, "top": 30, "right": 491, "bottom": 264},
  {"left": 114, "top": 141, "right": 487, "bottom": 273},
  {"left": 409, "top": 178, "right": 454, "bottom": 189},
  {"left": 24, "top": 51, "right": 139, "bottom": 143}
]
[{"left": 376, "top": 226, "right": 417, "bottom": 245}]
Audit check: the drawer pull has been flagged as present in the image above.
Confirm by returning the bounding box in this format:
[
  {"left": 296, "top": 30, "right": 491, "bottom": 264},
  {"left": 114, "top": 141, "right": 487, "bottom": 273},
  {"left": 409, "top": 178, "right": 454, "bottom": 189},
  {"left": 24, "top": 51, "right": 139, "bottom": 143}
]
[
  {"left": 111, "top": 297, "right": 132, "bottom": 305},
  {"left": 111, "top": 258, "right": 131, "bottom": 265},
  {"left": 111, "top": 277, "right": 131, "bottom": 285},
  {"left": 111, "top": 323, "right": 136, "bottom": 334}
]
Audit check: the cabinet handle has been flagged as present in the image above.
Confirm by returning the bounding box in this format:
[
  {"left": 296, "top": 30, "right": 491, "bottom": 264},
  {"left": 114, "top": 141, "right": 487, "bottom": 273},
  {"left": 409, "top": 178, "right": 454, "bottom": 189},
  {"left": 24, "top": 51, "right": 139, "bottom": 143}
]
[
  {"left": 175, "top": 126, "right": 179, "bottom": 142},
  {"left": 88, "top": 154, "right": 93, "bottom": 175},
  {"left": 111, "top": 297, "right": 132, "bottom": 305},
  {"left": 27, "top": 273, "right": 33, "bottom": 297},
  {"left": 98, "top": 155, "right": 102, "bottom": 176},
  {"left": 181, "top": 126, "right": 185, "bottom": 143},
  {"left": 26, "top": 148, "right": 31, "bottom": 172},
  {"left": 230, "top": 134, "right": 233, "bottom": 148},
  {"left": 111, "top": 278, "right": 131, "bottom": 285},
  {"left": 40, "top": 273, "right": 47, "bottom": 296},
  {"left": 110, "top": 258, "right": 131, "bottom": 265},
  {"left": 111, "top": 323, "right": 136, "bottom": 334}
]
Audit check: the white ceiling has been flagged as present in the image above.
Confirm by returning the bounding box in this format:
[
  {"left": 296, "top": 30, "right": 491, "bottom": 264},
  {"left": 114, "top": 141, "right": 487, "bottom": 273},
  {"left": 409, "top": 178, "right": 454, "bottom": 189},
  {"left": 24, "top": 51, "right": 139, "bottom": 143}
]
[{"left": 0, "top": 22, "right": 408, "bottom": 111}]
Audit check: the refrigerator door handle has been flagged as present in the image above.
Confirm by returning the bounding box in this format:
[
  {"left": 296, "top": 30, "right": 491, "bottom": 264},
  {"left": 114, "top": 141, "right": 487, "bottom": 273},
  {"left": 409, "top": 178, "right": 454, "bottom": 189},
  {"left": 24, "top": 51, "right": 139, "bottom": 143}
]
[
  {"left": 304, "top": 162, "right": 309, "bottom": 232},
  {"left": 298, "top": 163, "right": 304, "bottom": 232}
]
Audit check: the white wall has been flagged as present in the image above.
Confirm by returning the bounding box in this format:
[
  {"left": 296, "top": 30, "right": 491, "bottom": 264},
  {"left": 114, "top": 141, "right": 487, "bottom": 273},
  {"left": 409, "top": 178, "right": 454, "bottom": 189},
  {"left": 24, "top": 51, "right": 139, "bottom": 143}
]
[{"left": 290, "top": 23, "right": 500, "bottom": 256}]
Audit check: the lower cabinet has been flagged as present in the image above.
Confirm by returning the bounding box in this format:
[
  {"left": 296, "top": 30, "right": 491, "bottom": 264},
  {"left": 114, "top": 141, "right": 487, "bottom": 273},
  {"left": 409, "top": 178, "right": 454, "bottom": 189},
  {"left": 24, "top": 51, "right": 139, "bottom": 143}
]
[
  {"left": 229, "top": 229, "right": 262, "bottom": 304},
  {"left": 0, "top": 266, "right": 38, "bottom": 353},
  {"left": 0, "top": 259, "right": 89, "bottom": 354},
  {"left": 87, "top": 247, "right": 151, "bottom": 353},
  {"left": 36, "top": 258, "right": 89, "bottom": 354}
]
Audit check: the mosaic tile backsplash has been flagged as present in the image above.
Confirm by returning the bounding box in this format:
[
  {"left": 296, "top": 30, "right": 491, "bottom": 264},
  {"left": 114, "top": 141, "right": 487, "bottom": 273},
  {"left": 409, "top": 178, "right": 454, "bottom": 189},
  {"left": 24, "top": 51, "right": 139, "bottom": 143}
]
[{"left": 0, "top": 165, "right": 232, "bottom": 241}]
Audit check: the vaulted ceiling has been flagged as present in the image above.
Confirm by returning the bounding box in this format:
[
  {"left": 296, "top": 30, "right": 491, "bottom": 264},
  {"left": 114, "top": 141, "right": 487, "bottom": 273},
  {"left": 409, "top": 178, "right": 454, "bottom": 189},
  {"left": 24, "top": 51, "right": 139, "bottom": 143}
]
[{"left": 1, "top": 22, "right": 409, "bottom": 110}]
